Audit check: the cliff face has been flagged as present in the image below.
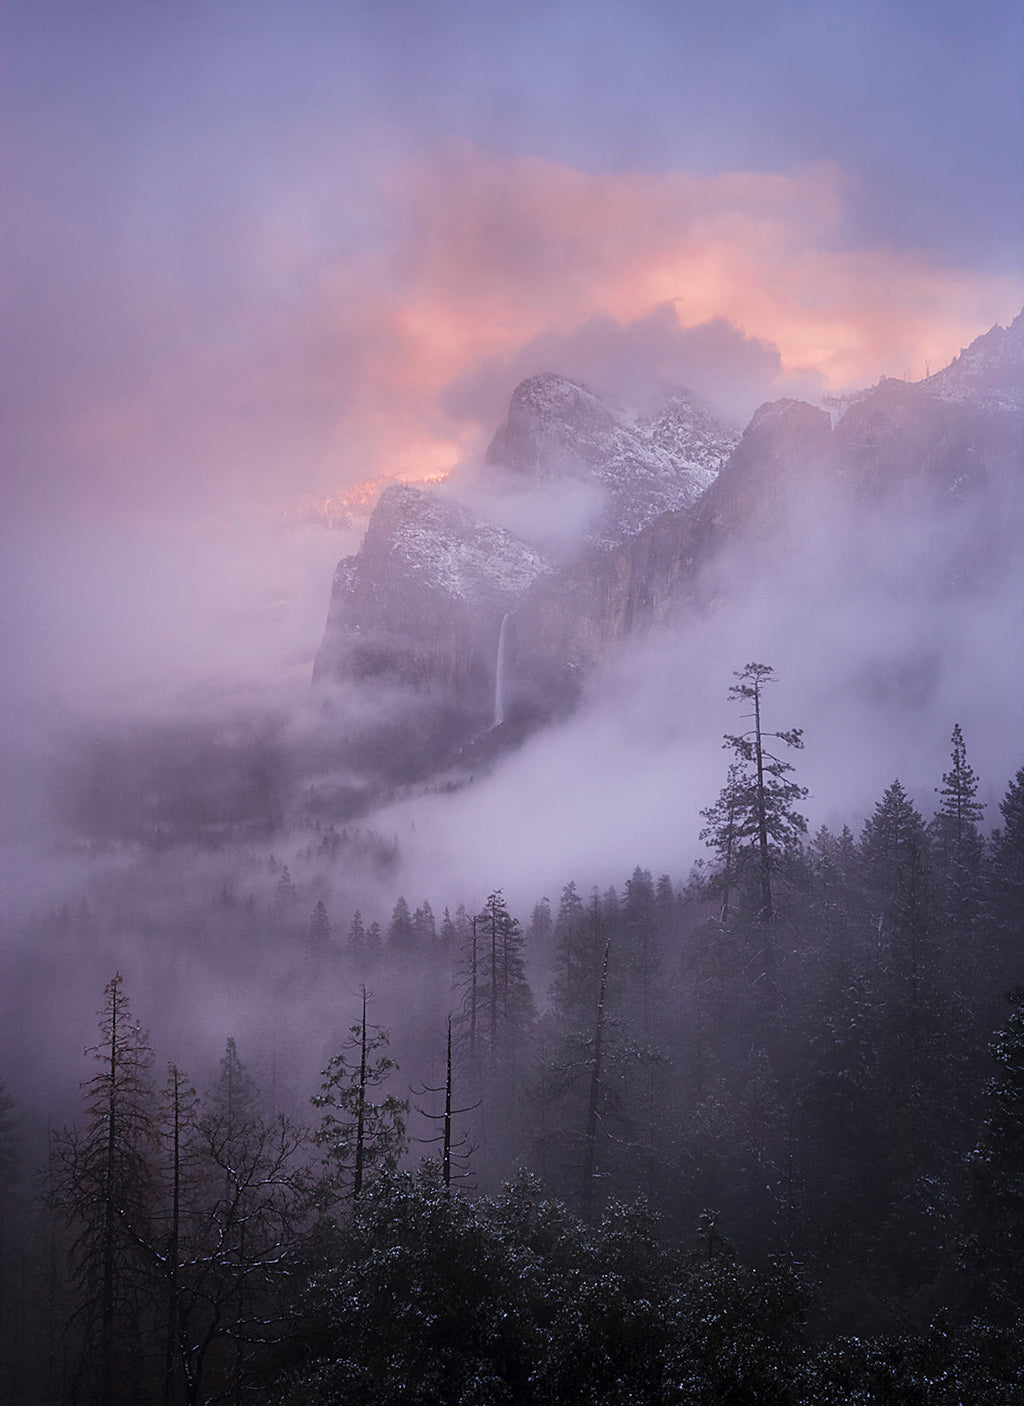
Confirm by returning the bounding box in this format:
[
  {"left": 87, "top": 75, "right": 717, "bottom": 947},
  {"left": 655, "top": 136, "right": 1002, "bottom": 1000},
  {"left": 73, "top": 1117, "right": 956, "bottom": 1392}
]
[
  {"left": 313, "top": 318, "right": 1022, "bottom": 779},
  {"left": 313, "top": 484, "right": 550, "bottom": 720},
  {"left": 314, "top": 378, "right": 740, "bottom": 730}
]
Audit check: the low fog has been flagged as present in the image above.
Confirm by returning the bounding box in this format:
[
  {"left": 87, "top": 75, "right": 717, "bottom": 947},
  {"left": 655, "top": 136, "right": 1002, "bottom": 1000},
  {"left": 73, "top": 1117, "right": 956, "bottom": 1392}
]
[
  {"left": 3, "top": 354, "right": 1022, "bottom": 1144},
  {"left": 379, "top": 468, "right": 1024, "bottom": 915}
]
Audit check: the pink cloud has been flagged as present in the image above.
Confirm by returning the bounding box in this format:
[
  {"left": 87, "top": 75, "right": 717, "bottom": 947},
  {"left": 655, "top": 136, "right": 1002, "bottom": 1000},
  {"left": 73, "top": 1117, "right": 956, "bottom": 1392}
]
[
  {"left": 51, "top": 144, "right": 1024, "bottom": 512},
  {"left": 300, "top": 145, "right": 1021, "bottom": 487}
]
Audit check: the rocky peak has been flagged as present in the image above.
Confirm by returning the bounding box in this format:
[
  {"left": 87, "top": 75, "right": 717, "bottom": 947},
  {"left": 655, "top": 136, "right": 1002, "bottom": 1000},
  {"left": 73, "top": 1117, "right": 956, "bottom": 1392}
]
[
  {"left": 707, "top": 398, "right": 832, "bottom": 503},
  {"left": 345, "top": 482, "right": 549, "bottom": 610},
  {"left": 486, "top": 371, "right": 739, "bottom": 544},
  {"left": 920, "top": 309, "right": 1024, "bottom": 411},
  {"left": 487, "top": 373, "right": 619, "bottom": 473}
]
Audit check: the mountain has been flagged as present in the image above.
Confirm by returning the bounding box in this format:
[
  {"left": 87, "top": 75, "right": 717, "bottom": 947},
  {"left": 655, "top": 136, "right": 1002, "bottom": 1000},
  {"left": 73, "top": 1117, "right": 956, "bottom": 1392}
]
[
  {"left": 314, "top": 380, "right": 739, "bottom": 735},
  {"left": 314, "top": 484, "right": 549, "bottom": 693},
  {"left": 919, "top": 310, "right": 1024, "bottom": 412},
  {"left": 485, "top": 372, "right": 738, "bottom": 544},
  {"left": 312, "top": 316, "right": 1023, "bottom": 799}
]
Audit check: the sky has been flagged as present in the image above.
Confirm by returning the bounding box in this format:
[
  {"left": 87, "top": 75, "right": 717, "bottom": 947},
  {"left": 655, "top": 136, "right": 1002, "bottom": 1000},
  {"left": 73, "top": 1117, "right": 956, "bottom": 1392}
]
[{"left": 1, "top": 0, "right": 1022, "bottom": 707}]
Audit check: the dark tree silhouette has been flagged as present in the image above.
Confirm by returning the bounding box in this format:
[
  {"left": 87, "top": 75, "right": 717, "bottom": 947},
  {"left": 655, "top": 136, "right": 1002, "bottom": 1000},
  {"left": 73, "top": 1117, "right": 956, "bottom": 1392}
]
[{"left": 48, "top": 974, "right": 157, "bottom": 1406}]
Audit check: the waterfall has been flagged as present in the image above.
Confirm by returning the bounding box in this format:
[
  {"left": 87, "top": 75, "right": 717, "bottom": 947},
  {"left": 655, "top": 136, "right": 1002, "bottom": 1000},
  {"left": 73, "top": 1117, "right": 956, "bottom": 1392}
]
[{"left": 492, "top": 613, "right": 510, "bottom": 728}]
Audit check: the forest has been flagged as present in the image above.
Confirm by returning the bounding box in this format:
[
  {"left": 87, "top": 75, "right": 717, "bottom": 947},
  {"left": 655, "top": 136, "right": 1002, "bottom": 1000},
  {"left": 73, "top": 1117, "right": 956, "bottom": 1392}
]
[{"left": 1, "top": 668, "right": 1022, "bottom": 1404}]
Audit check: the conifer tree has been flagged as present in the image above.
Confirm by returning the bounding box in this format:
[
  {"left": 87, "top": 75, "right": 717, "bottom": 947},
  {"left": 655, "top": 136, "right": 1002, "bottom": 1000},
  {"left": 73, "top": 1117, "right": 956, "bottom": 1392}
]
[
  {"left": 550, "top": 881, "right": 600, "bottom": 1024},
  {"left": 307, "top": 899, "right": 335, "bottom": 957},
  {"left": 413, "top": 901, "right": 437, "bottom": 946},
  {"left": 701, "top": 663, "right": 807, "bottom": 989},
  {"left": 388, "top": 896, "right": 415, "bottom": 952},
  {"left": 439, "top": 907, "right": 457, "bottom": 954},
  {"left": 860, "top": 780, "right": 932, "bottom": 1048},
  {"left": 313, "top": 987, "right": 407, "bottom": 1206},
  {"left": 474, "top": 891, "right": 534, "bottom": 1068},
  {"left": 211, "top": 1037, "right": 261, "bottom": 1134},
  {"left": 930, "top": 724, "right": 985, "bottom": 952},
  {"left": 347, "top": 909, "right": 368, "bottom": 963},
  {"left": 699, "top": 762, "right": 749, "bottom": 923},
  {"left": 49, "top": 974, "right": 157, "bottom": 1406},
  {"left": 986, "top": 765, "right": 1024, "bottom": 983},
  {"left": 719, "top": 663, "right": 808, "bottom": 928}
]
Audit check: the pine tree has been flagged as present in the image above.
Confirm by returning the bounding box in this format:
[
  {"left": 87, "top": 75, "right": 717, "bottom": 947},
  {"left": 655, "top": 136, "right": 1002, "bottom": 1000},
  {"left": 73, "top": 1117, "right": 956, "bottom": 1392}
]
[
  {"left": 935, "top": 723, "right": 985, "bottom": 846},
  {"left": 307, "top": 899, "right": 335, "bottom": 957},
  {"left": 413, "top": 901, "right": 437, "bottom": 946},
  {"left": 155, "top": 1062, "right": 201, "bottom": 1405},
  {"left": 274, "top": 864, "right": 297, "bottom": 909},
  {"left": 210, "top": 1037, "right": 261, "bottom": 1134},
  {"left": 702, "top": 665, "right": 808, "bottom": 979},
  {"left": 49, "top": 974, "right": 157, "bottom": 1406},
  {"left": 388, "top": 896, "right": 415, "bottom": 952},
  {"left": 930, "top": 724, "right": 985, "bottom": 954},
  {"left": 439, "top": 907, "right": 457, "bottom": 954},
  {"left": 348, "top": 909, "right": 368, "bottom": 963},
  {"left": 720, "top": 663, "right": 808, "bottom": 927},
  {"left": 622, "top": 867, "right": 661, "bottom": 1039},
  {"left": 986, "top": 766, "right": 1024, "bottom": 985},
  {"left": 474, "top": 891, "right": 534, "bottom": 1069},
  {"left": 860, "top": 780, "right": 932, "bottom": 1050},
  {"left": 699, "top": 762, "right": 749, "bottom": 923},
  {"left": 550, "top": 881, "right": 600, "bottom": 1025},
  {"left": 412, "top": 1016, "right": 480, "bottom": 1190},
  {"left": 313, "top": 987, "right": 408, "bottom": 1206}
]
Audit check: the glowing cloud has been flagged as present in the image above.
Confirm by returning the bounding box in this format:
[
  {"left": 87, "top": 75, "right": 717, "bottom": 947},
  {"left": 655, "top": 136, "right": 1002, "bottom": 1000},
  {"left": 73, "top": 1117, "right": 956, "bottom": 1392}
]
[
  {"left": 34, "top": 143, "right": 1023, "bottom": 520},
  {"left": 297, "top": 144, "right": 1021, "bottom": 493}
]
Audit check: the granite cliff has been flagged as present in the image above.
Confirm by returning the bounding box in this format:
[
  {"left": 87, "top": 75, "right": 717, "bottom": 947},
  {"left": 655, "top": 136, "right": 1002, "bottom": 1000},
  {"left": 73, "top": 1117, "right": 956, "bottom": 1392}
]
[{"left": 313, "top": 318, "right": 1022, "bottom": 788}]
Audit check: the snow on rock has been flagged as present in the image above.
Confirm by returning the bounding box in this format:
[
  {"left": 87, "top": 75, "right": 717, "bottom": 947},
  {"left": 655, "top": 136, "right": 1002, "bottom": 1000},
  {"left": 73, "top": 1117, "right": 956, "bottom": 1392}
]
[
  {"left": 362, "top": 483, "right": 550, "bottom": 606},
  {"left": 486, "top": 372, "right": 739, "bottom": 544},
  {"left": 918, "top": 310, "right": 1024, "bottom": 412}
]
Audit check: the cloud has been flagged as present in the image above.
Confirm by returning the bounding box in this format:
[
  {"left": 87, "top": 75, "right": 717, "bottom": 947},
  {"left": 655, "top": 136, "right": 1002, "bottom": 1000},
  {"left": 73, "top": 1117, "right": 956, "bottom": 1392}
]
[
  {"left": 7, "top": 142, "right": 1020, "bottom": 528},
  {"left": 383, "top": 146, "right": 1020, "bottom": 422}
]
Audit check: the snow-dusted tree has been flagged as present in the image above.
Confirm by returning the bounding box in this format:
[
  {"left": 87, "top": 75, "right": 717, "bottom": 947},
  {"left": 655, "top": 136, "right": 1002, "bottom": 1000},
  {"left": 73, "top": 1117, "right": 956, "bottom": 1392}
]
[
  {"left": 934, "top": 723, "right": 985, "bottom": 849},
  {"left": 313, "top": 987, "right": 407, "bottom": 1206},
  {"left": 49, "top": 974, "right": 158, "bottom": 1406},
  {"left": 967, "top": 986, "right": 1024, "bottom": 1322}
]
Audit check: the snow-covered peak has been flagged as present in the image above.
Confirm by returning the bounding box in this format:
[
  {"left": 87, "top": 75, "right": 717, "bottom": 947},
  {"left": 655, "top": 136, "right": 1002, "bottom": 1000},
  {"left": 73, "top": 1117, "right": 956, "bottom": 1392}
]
[
  {"left": 919, "top": 310, "right": 1024, "bottom": 411},
  {"left": 486, "top": 373, "right": 739, "bottom": 544},
  {"left": 359, "top": 483, "right": 550, "bottom": 606}
]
